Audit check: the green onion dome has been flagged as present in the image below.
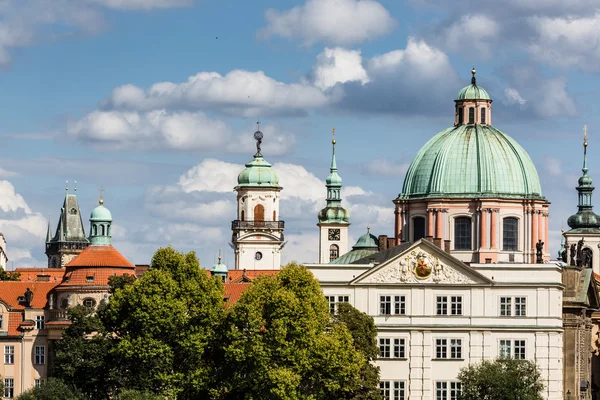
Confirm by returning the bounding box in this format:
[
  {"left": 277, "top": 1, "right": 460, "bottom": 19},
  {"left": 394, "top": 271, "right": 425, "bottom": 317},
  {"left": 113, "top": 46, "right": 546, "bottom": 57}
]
[
  {"left": 318, "top": 207, "right": 350, "bottom": 224},
  {"left": 90, "top": 201, "right": 112, "bottom": 222},
  {"left": 236, "top": 154, "right": 280, "bottom": 189},
  {"left": 400, "top": 125, "right": 544, "bottom": 200}
]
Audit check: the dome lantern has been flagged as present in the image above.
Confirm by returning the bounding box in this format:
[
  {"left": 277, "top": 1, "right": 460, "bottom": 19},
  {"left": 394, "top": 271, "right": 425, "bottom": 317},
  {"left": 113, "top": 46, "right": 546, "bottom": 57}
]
[
  {"left": 454, "top": 67, "right": 492, "bottom": 126},
  {"left": 89, "top": 187, "right": 112, "bottom": 246}
]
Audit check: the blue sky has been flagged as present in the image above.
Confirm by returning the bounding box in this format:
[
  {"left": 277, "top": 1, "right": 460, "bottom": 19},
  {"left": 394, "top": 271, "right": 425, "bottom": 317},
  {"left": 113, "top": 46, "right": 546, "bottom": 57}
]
[{"left": 0, "top": 0, "right": 599, "bottom": 268}]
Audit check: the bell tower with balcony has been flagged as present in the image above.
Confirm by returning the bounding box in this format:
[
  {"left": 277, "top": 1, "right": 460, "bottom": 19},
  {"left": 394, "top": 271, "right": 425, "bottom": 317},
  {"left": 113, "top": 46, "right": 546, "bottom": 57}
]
[{"left": 231, "top": 123, "right": 285, "bottom": 270}]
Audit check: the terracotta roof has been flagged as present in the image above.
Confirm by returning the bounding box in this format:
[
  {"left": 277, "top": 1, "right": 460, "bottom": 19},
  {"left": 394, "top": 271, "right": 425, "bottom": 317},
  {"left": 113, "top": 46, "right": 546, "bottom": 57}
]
[
  {"left": 135, "top": 264, "right": 149, "bottom": 278},
  {"left": 594, "top": 272, "right": 600, "bottom": 282},
  {"left": 14, "top": 268, "right": 65, "bottom": 282},
  {"left": 8, "top": 312, "right": 21, "bottom": 336},
  {"left": 223, "top": 283, "right": 251, "bottom": 306},
  {"left": 0, "top": 282, "right": 58, "bottom": 310},
  {"left": 66, "top": 245, "right": 135, "bottom": 268},
  {"left": 57, "top": 267, "right": 136, "bottom": 288}
]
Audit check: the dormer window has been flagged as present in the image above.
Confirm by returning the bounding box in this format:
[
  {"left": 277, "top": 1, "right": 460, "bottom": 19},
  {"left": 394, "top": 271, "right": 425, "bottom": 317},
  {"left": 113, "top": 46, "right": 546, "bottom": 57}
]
[
  {"left": 86, "top": 275, "right": 94, "bottom": 283},
  {"left": 481, "top": 107, "right": 486, "bottom": 124},
  {"left": 468, "top": 108, "right": 475, "bottom": 124}
]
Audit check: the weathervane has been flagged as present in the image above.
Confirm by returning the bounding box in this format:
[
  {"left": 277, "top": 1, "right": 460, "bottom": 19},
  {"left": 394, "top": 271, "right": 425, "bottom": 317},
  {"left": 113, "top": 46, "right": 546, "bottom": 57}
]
[{"left": 254, "top": 120, "right": 263, "bottom": 156}]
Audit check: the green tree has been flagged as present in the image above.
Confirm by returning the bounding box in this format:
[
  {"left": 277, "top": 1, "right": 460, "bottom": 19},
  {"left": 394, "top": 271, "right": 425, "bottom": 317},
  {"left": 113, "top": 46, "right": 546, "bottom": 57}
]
[
  {"left": 103, "top": 247, "right": 225, "bottom": 399},
  {"left": 52, "top": 305, "right": 117, "bottom": 399},
  {"left": 115, "top": 389, "right": 164, "bottom": 400},
  {"left": 108, "top": 273, "right": 137, "bottom": 294},
  {"left": 457, "top": 358, "right": 544, "bottom": 400},
  {"left": 217, "top": 263, "right": 367, "bottom": 400},
  {"left": 16, "top": 378, "right": 83, "bottom": 400},
  {"left": 0, "top": 268, "right": 20, "bottom": 281},
  {"left": 333, "top": 302, "right": 380, "bottom": 400}
]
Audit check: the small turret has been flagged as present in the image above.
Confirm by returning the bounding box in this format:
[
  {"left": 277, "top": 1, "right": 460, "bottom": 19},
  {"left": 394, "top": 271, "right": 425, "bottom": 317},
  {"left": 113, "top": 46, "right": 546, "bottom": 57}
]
[
  {"left": 89, "top": 187, "right": 113, "bottom": 246},
  {"left": 211, "top": 252, "right": 228, "bottom": 281}
]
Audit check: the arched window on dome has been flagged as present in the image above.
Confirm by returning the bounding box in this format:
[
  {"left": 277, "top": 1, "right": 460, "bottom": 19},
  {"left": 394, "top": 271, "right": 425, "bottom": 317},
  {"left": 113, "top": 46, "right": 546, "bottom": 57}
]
[
  {"left": 458, "top": 107, "right": 464, "bottom": 124},
  {"left": 468, "top": 107, "right": 475, "bottom": 124},
  {"left": 273, "top": 211, "right": 277, "bottom": 221},
  {"left": 329, "top": 244, "right": 339, "bottom": 262},
  {"left": 503, "top": 217, "right": 518, "bottom": 251},
  {"left": 413, "top": 217, "right": 425, "bottom": 242},
  {"left": 454, "top": 217, "right": 472, "bottom": 250},
  {"left": 481, "top": 107, "right": 486, "bottom": 124}
]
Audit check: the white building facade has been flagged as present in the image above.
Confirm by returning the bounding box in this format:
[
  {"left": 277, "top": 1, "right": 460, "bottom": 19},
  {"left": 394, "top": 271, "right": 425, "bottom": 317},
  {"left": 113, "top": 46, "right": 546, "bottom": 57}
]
[{"left": 306, "top": 239, "right": 564, "bottom": 400}]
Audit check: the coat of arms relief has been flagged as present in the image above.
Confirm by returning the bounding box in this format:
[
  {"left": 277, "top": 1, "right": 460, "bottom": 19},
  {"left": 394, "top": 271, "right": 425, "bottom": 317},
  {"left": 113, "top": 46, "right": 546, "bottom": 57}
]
[{"left": 364, "top": 250, "right": 476, "bottom": 284}]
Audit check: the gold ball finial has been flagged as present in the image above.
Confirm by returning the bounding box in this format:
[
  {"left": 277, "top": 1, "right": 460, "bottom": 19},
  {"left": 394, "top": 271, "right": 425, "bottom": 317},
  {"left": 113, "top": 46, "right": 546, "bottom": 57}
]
[
  {"left": 561, "top": 228, "right": 565, "bottom": 233},
  {"left": 471, "top": 67, "right": 476, "bottom": 76},
  {"left": 332, "top": 139, "right": 336, "bottom": 145},
  {"left": 99, "top": 198, "right": 104, "bottom": 205}
]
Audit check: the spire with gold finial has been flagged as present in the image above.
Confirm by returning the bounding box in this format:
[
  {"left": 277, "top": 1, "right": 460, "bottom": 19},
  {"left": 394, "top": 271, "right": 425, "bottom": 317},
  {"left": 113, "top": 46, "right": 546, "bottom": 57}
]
[
  {"left": 99, "top": 186, "right": 104, "bottom": 205},
  {"left": 471, "top": 63, "right": 476, "bottom": 85},
  {"left": 318, "top": 126, "right": 349, "bottom": 225}
]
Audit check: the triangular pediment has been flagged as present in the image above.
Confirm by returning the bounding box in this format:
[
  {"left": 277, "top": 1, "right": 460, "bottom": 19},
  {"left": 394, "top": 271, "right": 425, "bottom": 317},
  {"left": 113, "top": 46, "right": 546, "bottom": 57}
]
[{"left": 351, "top": 240, "right": 493, "bottom": 286}]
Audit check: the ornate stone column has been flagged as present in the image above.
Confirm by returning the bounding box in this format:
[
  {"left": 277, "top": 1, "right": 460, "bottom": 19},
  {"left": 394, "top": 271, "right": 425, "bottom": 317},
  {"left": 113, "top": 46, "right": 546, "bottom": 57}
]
[
  {"left": 490, "top": 209, "right": 499, "bottom": 249},
  {"left": 394, "top": 208, "right": 402, "bottom": 245},
  {"left": 427, "top": 208, "right": 434, "bottom": 238},
  {"left": 436, "top": 209, "right": 444, "bottom": 239},
  {"left": 531, "top": 209, "right": 538, "bottom": 252}
]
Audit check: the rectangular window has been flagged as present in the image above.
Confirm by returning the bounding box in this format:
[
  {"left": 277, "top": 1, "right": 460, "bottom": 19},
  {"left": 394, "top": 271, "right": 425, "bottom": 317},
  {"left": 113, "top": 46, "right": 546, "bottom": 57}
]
[
  {"left": 34, "top": 346, "right": 45, "bottom": 365},
  {"left": 514, "top": 340, "right": 526, "bottom": 359},
  {"left": 481, "top": 107, "right": 486, "bottom": 124},
  {"left": 437, "top": 381, "right": 461, "bottom": 400},
  {"left": 468, "top": 107, "right": 475, "bottom": 124},
  {"left": 380, "top": 381, "right": 405, "bottom": 400},
  {"left": 34, "top": 379, "right": 41, "bottom": 388},
  {"left": 394, "top": 338, "right": 406, "bottom": 358},
  {"left": 338, "top": 295, "right": 349, "bottom": 304},
  {"left": 379, "top": 338, "right": 391, "bottom": 358},
  {"left": 435, "top": 339, "right": 447, "bottom": 359},
  {"left": 450, "top": 296, "right": 462, "bottom": 315},
  {"left": 4, "top": 378, "right": 14, "bottom": 398},
  {"left": 454, "top": 217, "right": 472, "bottom": 250},
  {"left": 0, "top": 315, "right": 3, "bottom": 330},
  {"left": 36, "top": 315, "right": 45, "bottom": 330},
  {"left": 450, "top": 339, "right": 462, "bottom": 359},
  {"left": 499, "top": 339, "right": 512, "bottom": 358},
  {"left": 4, "top": 346, "right": 14, "bottom": 364},
  {"left": 503, "top": 217, "right": 519, "bottom": 251},
  {"left": 458, "top": 107, "right": 464, "bottom": 124},
  {"left": 380, "top": 295, "right": 392, "bottom": 315},
  {"left": 500, "top": 297, "right": 512, "bottom": 316},
  {"left": 325, "top": 296, "right": 336, "bottom": 314},
  {"left": 436, "top": 296, "right": 448, "bottom": 315},
  {"left": 394, "top": 295, "right": 406, "bottom": 315},
  {"left": 515, "top": 297, "right": 526, "bottom": 316}
]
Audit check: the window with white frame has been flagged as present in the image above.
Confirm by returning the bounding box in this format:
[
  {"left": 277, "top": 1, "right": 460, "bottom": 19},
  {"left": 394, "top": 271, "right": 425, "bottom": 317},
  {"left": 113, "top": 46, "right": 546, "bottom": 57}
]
[
  {"left": 4, "top": 378, "right": 14, "bottom": 398},
  {"left": 500, "top": 297, "right": 526, "bottom": 317},
  {"left": 436, "top": 381, "right": 462, "bottom": 400},
  {"left": 499, "top": 339, "right": 526, "bottom": 359},
  {"left": 394, "top": 338, "right": 406, "bottom": 358},
  {"left": 380, "top": 295, "right": 406, "bottom": 315},
  {"left": 34, "top": 379, "right": 42, "bottom": 388},
  {"left": 435, "top": 339, "right": 462, "bottom": 359},
  {"left": 36, "top": 315, "right": 45, "bottom": 330},
  {"left": 4, "top": 346, "right": 14, "bottom": 364},
  {"left": 380, "top": 381, "right": 405, "bottom": 400},
  {"left": 34, "top": 345, "right": 45, "bottom": 365},
  {"left": 379, "top": 338, "right": 406, "bottom": 358},
  {"left": 437, "top": 296, "right": 462, "bottom": 315},
  {"left": 324, "top": 295, "right": 349, "bottom": 314},
  {"left": 379, "top": 338, "right": 391, "bottom": 358}
]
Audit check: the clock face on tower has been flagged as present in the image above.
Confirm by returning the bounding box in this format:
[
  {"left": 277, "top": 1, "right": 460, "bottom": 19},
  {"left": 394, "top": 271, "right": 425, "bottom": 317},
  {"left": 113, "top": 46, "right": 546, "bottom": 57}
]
[{"left": 328, "top": 228, "right": 341, "bottom": 241}]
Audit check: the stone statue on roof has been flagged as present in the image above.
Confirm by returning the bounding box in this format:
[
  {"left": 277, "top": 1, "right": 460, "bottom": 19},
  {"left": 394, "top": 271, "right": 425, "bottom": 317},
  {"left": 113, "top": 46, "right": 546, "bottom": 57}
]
[
  {"left": 24, "top": 288, "right": 33, "bottom": 308},
  {"left": 570, "top": 243, "right": 576, "bottom": 266},
  {"left": 577, "top": 238, "right": 585, "bottom": 268},
  {"left": 536, "top": 240, "right": 544, "bottom": 264}
]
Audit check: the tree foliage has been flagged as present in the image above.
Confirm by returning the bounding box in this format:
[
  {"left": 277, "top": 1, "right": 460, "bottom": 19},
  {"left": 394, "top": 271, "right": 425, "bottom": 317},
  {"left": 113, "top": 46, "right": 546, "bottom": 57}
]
[
  {"left": 0, "top": 268, "right": 20, "bottom": 281},
  {"left": 103, "top": 246, "right": 225, "bottom": 399},
  {"left": 216, "top": 263, "right": 371, "bottom": 400},
  {"left": 16, "top": 378, "right": 83, "bottom": 400},
  {"left": 457, "top": 358, "right": 544, "bottom": 400},
  {"left": 333, "top": 302, "right": 380, "bottom": 400},
  {"left": 115, "top": 389, "right": 164, "bottom": 400}
]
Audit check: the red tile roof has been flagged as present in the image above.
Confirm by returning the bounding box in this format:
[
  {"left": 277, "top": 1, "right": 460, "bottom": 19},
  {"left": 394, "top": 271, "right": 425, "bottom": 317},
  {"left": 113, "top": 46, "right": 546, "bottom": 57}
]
[
  {"left": 0, "top": 282, "right": 58, "bottom": 310},
  {"left": 223, "top": 283, "right": 250, "bottom": 306},
  {"left": 57, "top": 267, "right": 136, "bottom": 287},
  {"left": 14, "top": 268, "right": 65, "bottom": 282},
  {"left": 66, "top": 245, "right": 135, "bottom": 268},
  {"left": 8, "top": 312, "right": 22, "bottom": 336},
  {"left": 226, "top": 270, "right": 278, "bottom": 282}
]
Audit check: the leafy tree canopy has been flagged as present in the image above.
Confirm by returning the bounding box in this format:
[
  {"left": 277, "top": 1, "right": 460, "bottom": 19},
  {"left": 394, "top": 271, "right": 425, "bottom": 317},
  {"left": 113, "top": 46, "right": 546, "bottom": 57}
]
[
  {"left": 0, "top": 268, "right": 20, "bottom": 281},
  {"left": 115, "top": 389, "right": 164, "bottom": 400},
  {"left": 217, "top": 262, "right": 371, "bottom": 400},
  {"left": 16, "top": 378, "right": 83, "bottom": 400},
  {"left": 457, "top": 358, "right": 544, "bottom": 400}
]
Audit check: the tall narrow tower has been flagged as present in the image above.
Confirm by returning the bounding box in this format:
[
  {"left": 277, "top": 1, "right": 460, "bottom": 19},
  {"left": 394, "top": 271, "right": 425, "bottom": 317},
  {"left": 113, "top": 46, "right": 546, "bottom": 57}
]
[
  {"left": 318, "top": 129, "right": 350, "bottom": 263},
  {"left": 231, "top": 123, "right": 284, "bottom": 270},
  {"left": 45, "top": 182, "right": 90, "bottom": 268}
]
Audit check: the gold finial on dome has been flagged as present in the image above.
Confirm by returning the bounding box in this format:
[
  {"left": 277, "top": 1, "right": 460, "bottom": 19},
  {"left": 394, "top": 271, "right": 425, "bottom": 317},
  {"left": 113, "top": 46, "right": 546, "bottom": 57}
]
[
  {"left": 332, "top": 127, "right": 336, "bottom": 145},
  {"left": 584, "top": 124, "right": 588, "bottom": 147},
  {"left": 99, "top": 186, "right": 104, "bottom": 205},
  {"left": 471, "top": 63, "right": 477, "bottom": 85}
]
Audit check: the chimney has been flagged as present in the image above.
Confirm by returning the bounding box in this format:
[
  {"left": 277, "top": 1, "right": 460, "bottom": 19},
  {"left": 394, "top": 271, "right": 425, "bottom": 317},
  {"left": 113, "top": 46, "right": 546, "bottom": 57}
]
[{"left": 378, "top": 235, "right": 388, "bottom": 251}]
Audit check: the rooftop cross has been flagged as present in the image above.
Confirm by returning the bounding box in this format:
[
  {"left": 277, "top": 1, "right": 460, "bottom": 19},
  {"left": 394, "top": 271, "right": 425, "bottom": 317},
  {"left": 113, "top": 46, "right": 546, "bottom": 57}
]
[{"left": 583, "top": 125, "right": 589, "bottom": 171}]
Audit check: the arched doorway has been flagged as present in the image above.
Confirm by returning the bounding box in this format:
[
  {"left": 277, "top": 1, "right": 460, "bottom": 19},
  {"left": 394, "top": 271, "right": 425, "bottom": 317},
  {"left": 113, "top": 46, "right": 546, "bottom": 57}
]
[{"left": 254, "top": 204, "right": 264, "bottom": 226}]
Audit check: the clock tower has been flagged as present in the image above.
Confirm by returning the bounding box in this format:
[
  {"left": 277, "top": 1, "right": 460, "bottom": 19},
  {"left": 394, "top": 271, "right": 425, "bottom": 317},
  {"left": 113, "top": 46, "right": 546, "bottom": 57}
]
[
  {"left": 318, "top": 130, "right": 350, "bottom": 263},
  {"left": 232, "top": 123, "right": 285, "bottom": 270}
]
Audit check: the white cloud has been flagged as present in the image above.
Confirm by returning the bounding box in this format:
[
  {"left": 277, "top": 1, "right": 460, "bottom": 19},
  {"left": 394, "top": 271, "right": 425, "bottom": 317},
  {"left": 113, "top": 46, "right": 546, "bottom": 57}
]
[
  {"left": 505, "top": 88, "right": 526, "bottom": 106},
  {"left": 0, "top": 181, "right": 31, "bottom": 213},
  {"left": 534, "top": 77, "right": 576, "bottom": 118},
  {"left": 311, "top": 47, "right": 369, "bottom": 90},
  {"left": 260, "top": 0, "right": 395, "bottom": 46},
  {"left": 365, "top": 158, "right": 409, "bottom": 177},
  {"left": 0, "top": 167, "right": 17, "bottom": 178},
  {"left": 87, "top": 0, "right": 193, "bottom": 10},
  {"left": 67, "top": 110, "right": 231, "bottom": 151},
  {"left": 179, "top": 159, "right": 241, "bottom": 193},
  {"left": 528, "top": 14, "right": 600, "bottom": 71},
  {"left": 443, "top": 15, "right": 500, "bottom": 58},
  {"left": 105, "top": 70, "right": 329, "bottom": 117}
]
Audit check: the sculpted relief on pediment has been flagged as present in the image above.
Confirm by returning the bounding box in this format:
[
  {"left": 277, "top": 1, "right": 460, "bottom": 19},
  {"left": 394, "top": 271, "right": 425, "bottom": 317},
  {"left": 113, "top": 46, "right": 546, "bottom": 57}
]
[{"left": 362, "top": 250, "right": 476, "bottom": 284}]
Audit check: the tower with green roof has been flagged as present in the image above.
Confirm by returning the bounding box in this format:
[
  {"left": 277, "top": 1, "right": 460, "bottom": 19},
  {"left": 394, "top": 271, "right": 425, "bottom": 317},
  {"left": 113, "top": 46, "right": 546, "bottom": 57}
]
[
  {"left": 318, "top": 129, "right": 350, "bottom": 263},
  {"left": 89, "top": 192, "right": 112, "bottom": 246},
  {"left": 393, "top": 68, "right": 550, "bottom": 264},
  {"left": 231, "top": 123, "right": 285, "bottom": 270},
  {"left": 45, "top": 182, "right": 90, "bottom": 268},
  {"left": 563, "top": 126, "right": 600, "bottom": 270}
]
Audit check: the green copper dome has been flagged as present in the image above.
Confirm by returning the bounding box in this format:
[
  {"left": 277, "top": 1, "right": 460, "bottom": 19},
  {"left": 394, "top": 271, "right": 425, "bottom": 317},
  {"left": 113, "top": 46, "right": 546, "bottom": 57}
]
[
  {"left": 318, "top": 207, "right": 349, "bottom": 224},
  {"left": 90, "top": 203, "right": 112, "bottom": 221},
  {"left": 211, "top": 257, "right": 228, "bottom": 278},
  {"left": 353, "top": 229, "right": 379, "bottom": 249},
  {"left": 330, "top": 228, "right": 378, "bottom": 264},
  {"left": 400, "top": 125, "right": 544, "bottom": 200},
  {"left": 236, "top": 155, "right": 280, "bottom": 189},
  {"left": 455, "top": 69, "right": 491, "bottom": 101}
]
